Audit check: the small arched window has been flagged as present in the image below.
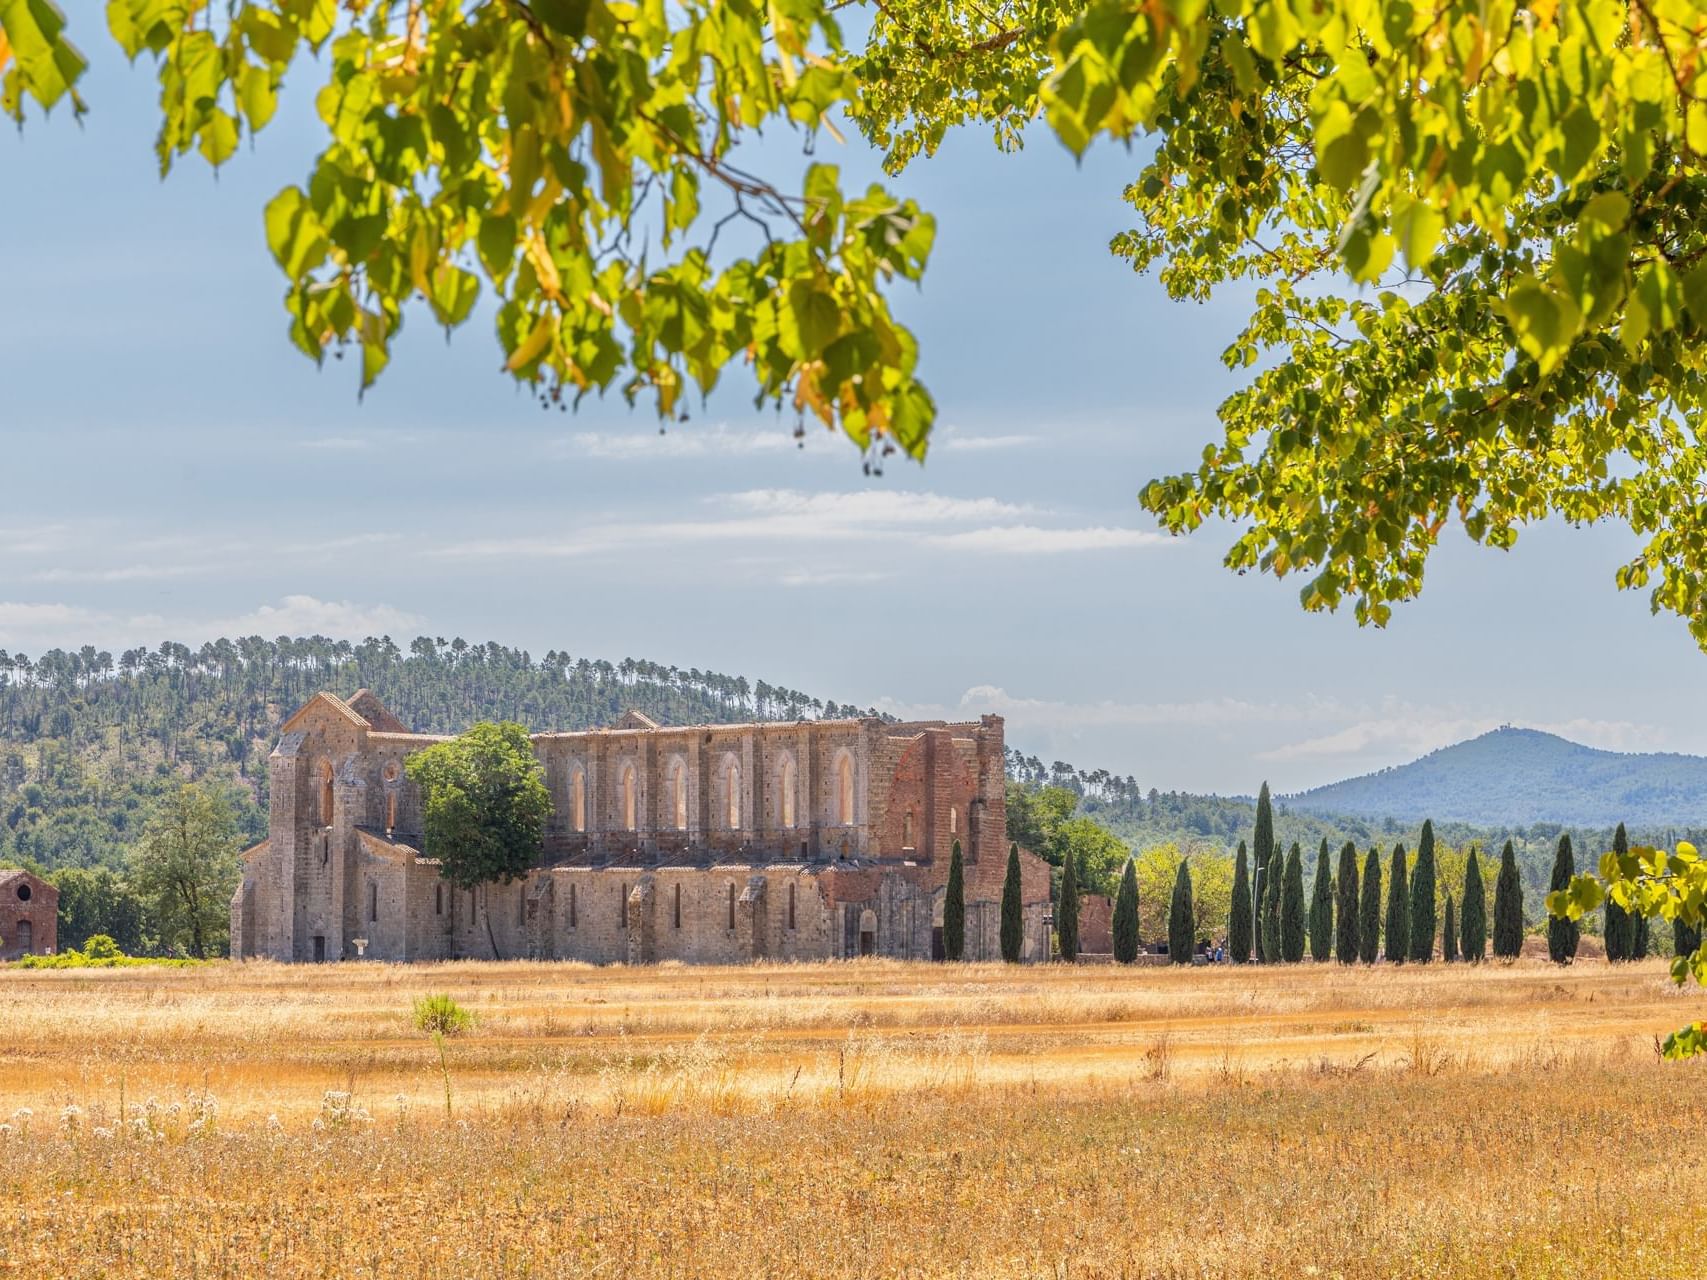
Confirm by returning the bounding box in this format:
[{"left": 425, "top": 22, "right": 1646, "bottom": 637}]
[
  {"left": 724, "top": 759, "right": 740, "bottom": 831},
  {"left": 386, "top": 791, "right": 398, "bottom": 830},
  {"left": 787, "top": 882, "right": 796, "bottom": 931},
  {"left": 949, "top": 806, "right": 958, "bottom": 835},
  {"left": 622, "top": 764, "right": 637, "bottom": 831},
  {"left": 836, "top": 754, "right": 854, "bottom": 825},
  {"left": 570, "top": 768, "right": 586, "bottom": 833},
  {"left": 568, "top": 882, "right": 578, "bottom": 928},
  {"left": 779, "top": 755, "right": 797, "bottom": 828},
  {"left": 672, "top": 759, "right": 688, "bottom": 831},
  {"left": 620, "top": 883, "right": 629, "bottom": 928},
  {"left": 435, "top": 883, "right": 443, "bottom": 915},
  {"left": 673, "top": 882, "right": 682, "bottom": 929},
  {"left": 727, "top": 881, "right": 736, "bottom": 930},
  {"left": 319, "top": 760, "right": 334, "bottom": 826},
  {"left": 368, "top": 881, "right": 378, "bottom": 923},
  {"left": 903, "top": 811, "right": 914, "bottom": 848}
]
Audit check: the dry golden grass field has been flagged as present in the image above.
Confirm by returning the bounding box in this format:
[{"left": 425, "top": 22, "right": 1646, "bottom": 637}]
[{"left": 2, "top": 957, "right": 1704, "bottom": 1278}]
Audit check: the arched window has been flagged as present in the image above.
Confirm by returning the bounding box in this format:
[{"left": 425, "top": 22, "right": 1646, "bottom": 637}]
[
  {"left": 435, "top": 883, "right": 443, "bottom": 915},
  {"left": 621, "top": 764, "right": 637, "bottom": 831},
  {"left": 368, "top": 881, "right": 378, "bottom": 923},
  {"left": 386, "top": 791, "right": 398, "bottom": 831},
  {"left": 903, "top": 811, "right": 914, "bottom": 848},
  {"left": 570, "top": 768, "right": 586, "bottom": 833},
  {"left": 778, "top": 754, "right": 797, "bottom": 828},
  {"left": 673, "top": 882, "right": 682, "bottom": 929},
  {"left": 319, "top": 760, "right": 334, "bottom": 826},
  {"left": 787, "top": 882, "right": 796, "bottom": 931},
  {"left": 568, "top": 882, "right": 578, "bottom": 928},
  {"left": 836, "top": 754, "right": 854, "bottom": 825},
  {"left": 672, "top": 759, "right": 688, "bottom": 830},
  {"left": 724, "top": 758, "right": 740, "bottom": 830},
  {"left": 620, "top": 883, "right": 629, "bottom": 927},
  {"left": 949, "top": 806, "right": 958, "bottom": 835},
  {"left": 727, "top": 882, "right": 736, "bottom": 930}
]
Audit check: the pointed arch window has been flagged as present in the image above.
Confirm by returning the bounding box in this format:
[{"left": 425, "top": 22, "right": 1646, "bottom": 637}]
[
  {"left": 672, "top": 759, "right": 688, "bottom": 831},
  {"left": 570, "top": 768, "right": 586, "bottom": 833},
  {"left": 622, "top": 764, "right": 637, "bottom": 831},
  {"left": 318, "top": 760, "right": 334, "bottom": 826},
  {"left": 779, "top": 754, "right": 797, "bottom": 828},
  {"left": 724, "top": 759, "right": 740, "bottom": 831},
  {"left": 836, "top": 754, "right": 854, "bottom": 825}
]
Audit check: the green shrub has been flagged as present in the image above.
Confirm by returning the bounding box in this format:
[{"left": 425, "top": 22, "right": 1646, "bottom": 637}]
[
  {"left": 412, "top": 993, "right": 474, "bottom": 1036},
  {"left": 81, "top": 934, "right": 123, "bottom": 961}
]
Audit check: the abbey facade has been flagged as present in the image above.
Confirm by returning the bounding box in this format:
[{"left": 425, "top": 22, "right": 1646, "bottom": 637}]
[{"left": 231, "top": 691, "right": 1055, "bottom": 964}]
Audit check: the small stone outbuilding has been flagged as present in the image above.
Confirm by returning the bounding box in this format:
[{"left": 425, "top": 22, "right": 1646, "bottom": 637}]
[{"left": 0, "top": 870, "right": 58, "bottom": 960}]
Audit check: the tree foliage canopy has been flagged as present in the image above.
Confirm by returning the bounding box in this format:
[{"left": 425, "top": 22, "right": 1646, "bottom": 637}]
[
  {"left": 130, "top": 783, "right": 242, "bottom": 959},
  {"left": 16, "top": 2, "right": 1707, "bottom": 639},
  {"left": 405, "top": 720, "right": 551, "bottom": 891}
]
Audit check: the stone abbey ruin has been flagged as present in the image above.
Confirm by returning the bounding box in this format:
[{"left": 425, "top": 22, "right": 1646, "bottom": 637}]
[{"left": 231, "top": 691, "right": 1054, "bottom": 964}]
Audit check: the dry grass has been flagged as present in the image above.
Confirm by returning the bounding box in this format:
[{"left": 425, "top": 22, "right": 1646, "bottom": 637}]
[{"left": 2, "top": 958, "right": 1702, "bottom": 1277}]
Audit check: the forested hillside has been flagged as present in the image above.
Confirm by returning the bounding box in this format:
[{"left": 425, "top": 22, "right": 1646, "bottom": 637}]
[
  {"left": 1287, "top": 727, "right": 1707, "bottom": 827},
  {"left": 0, "top": 637, "right": 881, "bottom": 870}
]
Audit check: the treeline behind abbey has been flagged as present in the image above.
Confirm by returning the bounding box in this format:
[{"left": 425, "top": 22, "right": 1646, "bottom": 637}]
[{"left": 0, "top": 635, "right": 884, "bottom": 869}]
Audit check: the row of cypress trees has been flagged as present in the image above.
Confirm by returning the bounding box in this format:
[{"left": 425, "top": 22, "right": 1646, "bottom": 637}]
[
  {"left": 985, "top": 808, "right": 1676, "bottom": 967},
  {"left": 1227, "top": 785, "right": 1540, "bottom": 963}
]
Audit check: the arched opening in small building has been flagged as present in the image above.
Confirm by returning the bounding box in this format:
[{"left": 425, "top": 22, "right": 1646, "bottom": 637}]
[
  {"left": 16, "top": 919, "right": 32, "bottom": 954},
  {"left": 858, "top": 908, "right": 876, "bottom": 957}
]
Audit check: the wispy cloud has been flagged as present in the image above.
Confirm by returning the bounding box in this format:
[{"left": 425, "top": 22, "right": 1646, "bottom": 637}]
[
  {"left": 928, "top": 525, "right": 1167, "bottom": 554},
  {"left": 778, "top": 569, "right": 893, "bottom": 588},
  {"left": 207, "top": 595, "right": 424, "bottom": 640},
  {"left": 302, "top": 436, "right": 374, "bottom": 452},
  {"left": 932, "top": 430, "right": 1040, "bottom": 453},
  {"left": 551, "top": 426, "right": 808, "bottom": 460},
  {"left": 28, "top": 564, "right": 203, "bottom": 584}
]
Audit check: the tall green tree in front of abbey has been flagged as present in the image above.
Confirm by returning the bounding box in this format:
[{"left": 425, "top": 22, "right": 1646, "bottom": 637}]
[
  {"left": 131, "top": 783, "right": 243, "bottom": 959},
  {"left": 406, "top": 721, "right": 551, "bottom": 960},
  {"left": 1229, "top": 840, "right": 1252, "bottom": 964},
  {"left": 1408, "top": 820, "right": 1437, "bottom": 962}
]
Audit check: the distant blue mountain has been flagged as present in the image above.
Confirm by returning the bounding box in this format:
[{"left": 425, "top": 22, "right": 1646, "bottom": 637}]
[{"left": 1286, "top": 727, "right": 1707, "bottom": 828}]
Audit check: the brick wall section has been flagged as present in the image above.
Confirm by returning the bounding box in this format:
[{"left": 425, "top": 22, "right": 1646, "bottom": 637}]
[
  {"left": 1077, "top": 894, "right": 1114, "bottom": 955},
  {"left": 0, "top": 870, "right": 57, "bottom": 958}
]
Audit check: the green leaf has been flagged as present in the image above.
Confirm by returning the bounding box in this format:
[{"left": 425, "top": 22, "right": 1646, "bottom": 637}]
[
  {"left": 263, "top": 187, "right": 328, "bottom": 278},
  {"left": 789, "top": 281, "right": 841, "bottom": 357},
  {"left": 197, "top": 107, "right": 238, "bottom": 167},
  {"left": 235, "top": 62, "right": 277, "bottom": 131},
  {"left": 1500, "top": 277, "right": 1581, "bottom": 374},
  {"left": 1391, "top": 194, "right": 1443, "bottom": 271}
]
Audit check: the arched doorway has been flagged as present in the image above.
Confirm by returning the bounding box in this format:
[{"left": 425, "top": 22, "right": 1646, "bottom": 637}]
[
  {"left": 858, "top": 908, "right": 876, "bottom": 957},
  {"left": 16, "top": 919, "right": 32, "bottom": 954}
]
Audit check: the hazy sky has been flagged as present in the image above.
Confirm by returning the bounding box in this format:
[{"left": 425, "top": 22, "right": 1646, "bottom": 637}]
[{"left": 5, "top": 40, "right": 1707, "bottom": 794}]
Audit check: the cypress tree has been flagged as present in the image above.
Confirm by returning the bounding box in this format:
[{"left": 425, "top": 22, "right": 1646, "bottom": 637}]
[
  {"left": 1604, "top": 823, "right": 1633, "bottom": 962},
  {"left": 1112, "top": 857, "right": 1139, "bottom": 964},
  {"left": 999, "top": 842, "right": 1023, "bottom": 963},
  {"left": 1408, "top": 819, "right": 1437, "bottom": 962},
  {"left": 1460, "top": 847, "right": 1487, "bottom": 963},
  {"left": 1546, "top": 835, "right": 1579, "bottom": 964},
  {"left": 1384, "top": 843, "right": 1409, "bottom": 963},
  {"left": 1281, "top": 842, "right": 1306, "bottom": 962},
  {"left": 1309, "top": 838, "right": 1333, "bottom": 962},
  {"left": 1492, "top": 839, "right": 1524, "bottom": 959},
  {"left": 1674, "top": 917, "right": 1702, "bottom": 964},
  {"left": 1442, "top": 894, "right": 1459, "bottom": 962},
  {"left": 1168, "top": 859, "right": 1195, "bottom": 965},
  {"left": 1229, "top": 840, "right": 1253, "bottom": 963},
  {"left": 943, "top": 840, "right": 965, "bottom": 961},
  {"left": 1358, "top": 847, "right": 1382, "bottom": 964},
  {"left": 1633, "top": 912, "right": 1650, "bottom": 960},
  {"left": 1261, "top": 843, "right": 1283, "bottom": 965},
  {"left": 1253, "top": 783, "right": 1275, "bottom": 961},
  {"left": 1056, "top": 850, "right": 1079, "bottom": 963},
  {"left": 1334, "top": 841, "right": 1360, "bottom": 964}
]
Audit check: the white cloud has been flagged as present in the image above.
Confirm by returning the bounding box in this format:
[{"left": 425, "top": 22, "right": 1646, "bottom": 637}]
[
  {"left": 302, "top": 436, "right": 374, "bottom": 451},
  {"left": 552, "top": 425, "right": 807, "bottom": 460},
  {"left": 0, "top": 602, "right": 108, "bottom": 646},
  {"left": 208, "top": 595, "right": 424, "bottom": 640},
  {"left": 932, "top": 431, "right": 1040, "bottom": 453},
  {"left": 928, "top": 525, "right": 1168, "bottom": 554},
  {"left": 778, "top": 569, "right": 893, "bottom": 587},
  {"left": 28, "top": 564, "right": 203, "bottom": 583},
  {"left": 433, "top": 488, "right": 1037, "bottom": 560}
]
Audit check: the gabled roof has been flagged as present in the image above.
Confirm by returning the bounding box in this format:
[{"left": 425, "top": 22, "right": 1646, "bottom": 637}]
[
  {"left": 613, "top": 710, "right": 661, "bottom": 731},
  {"left": 279, "top": 691, "right": 370, "bottom": 735},
  {"left": 347, "top": 690, "right": 409, "bottom": 733}
]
